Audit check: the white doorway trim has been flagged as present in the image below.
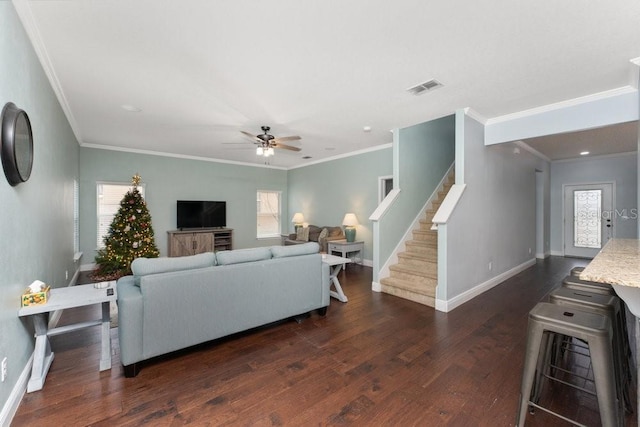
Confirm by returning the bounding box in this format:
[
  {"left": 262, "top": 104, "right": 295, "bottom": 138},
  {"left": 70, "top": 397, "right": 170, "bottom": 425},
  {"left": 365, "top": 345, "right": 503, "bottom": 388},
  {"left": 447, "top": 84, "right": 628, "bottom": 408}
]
[{"left": 561, "top": 181, "right": 615, "bottom": 258}]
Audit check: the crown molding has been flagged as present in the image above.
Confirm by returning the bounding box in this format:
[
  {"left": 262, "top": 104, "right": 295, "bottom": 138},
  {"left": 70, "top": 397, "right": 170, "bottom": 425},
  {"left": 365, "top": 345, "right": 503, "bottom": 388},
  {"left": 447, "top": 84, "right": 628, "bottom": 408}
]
[
  {"left": 287, "top": 142, "right": 393, "bottom": 170},
  {"left": 11, "top": 0, "right": 83, "bottom": 144},
  {"left": 485, "top": 86, "right": 637, "bottom": 126},
  {"left": 463, "top": 108, "right": 487, "bottom": 124},
  {"left": 80, "top": 143, "right": 289, "bottom": 170}
]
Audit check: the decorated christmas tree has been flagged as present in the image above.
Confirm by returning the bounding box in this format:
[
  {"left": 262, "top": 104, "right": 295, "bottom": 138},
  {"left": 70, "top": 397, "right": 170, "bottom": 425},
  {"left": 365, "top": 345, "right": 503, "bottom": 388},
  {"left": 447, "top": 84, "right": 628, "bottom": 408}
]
[{"left": 91, "top": 174, "right": 160, "bottom": 280}]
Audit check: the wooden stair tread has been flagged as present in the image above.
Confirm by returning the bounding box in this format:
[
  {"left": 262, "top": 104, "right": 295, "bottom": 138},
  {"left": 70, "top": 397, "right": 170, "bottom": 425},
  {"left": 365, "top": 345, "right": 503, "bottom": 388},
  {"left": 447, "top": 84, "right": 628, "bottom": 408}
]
[
  {"left": 398, "top": 251, "right": 434, "bottom": 261},
  {"left": 406, "top": 239, "right": 437, "bottom": 248}
]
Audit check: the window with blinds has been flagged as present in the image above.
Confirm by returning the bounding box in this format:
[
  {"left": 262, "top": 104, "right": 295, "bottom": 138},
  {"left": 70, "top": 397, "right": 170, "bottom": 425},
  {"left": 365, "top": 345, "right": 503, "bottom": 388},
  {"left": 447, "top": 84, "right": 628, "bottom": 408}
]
[
  {"left": 256, "top": 190, "right": 281, "bottom": 238},
  {"left": 97, "top": 183, "right": 145, "bottom": 248}
]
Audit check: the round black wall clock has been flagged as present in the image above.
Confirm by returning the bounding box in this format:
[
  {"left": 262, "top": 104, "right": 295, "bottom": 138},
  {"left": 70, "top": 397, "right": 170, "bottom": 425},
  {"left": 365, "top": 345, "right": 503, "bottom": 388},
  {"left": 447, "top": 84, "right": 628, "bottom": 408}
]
[{"left": 1, "top": 102, "right": 33, "bottom": 186}]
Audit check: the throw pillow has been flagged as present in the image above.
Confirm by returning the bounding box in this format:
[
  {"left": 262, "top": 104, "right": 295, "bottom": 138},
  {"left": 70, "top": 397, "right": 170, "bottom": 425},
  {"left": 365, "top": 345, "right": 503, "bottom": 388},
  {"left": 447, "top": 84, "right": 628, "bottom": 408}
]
[
  {"left": 296, "top": 226, "right": 310, "bottom": 242},
  {"left": 318, "top": 228, "right": 328, "bottom": 240}
]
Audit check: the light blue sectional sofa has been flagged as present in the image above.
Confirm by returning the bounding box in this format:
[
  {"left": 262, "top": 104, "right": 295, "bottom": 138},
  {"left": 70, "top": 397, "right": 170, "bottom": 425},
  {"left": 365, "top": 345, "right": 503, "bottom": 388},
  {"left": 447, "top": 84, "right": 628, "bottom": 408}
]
[{"left": 116, "top": 242, "right": 329, "bottom": 377}]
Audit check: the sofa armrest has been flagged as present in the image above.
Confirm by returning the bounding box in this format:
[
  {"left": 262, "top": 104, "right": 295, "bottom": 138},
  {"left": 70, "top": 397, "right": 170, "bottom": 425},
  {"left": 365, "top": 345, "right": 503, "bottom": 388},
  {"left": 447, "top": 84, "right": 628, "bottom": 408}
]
[
  {"left": 319, "top": 235, "right": 345, "bottom": 253},
  {"left": 116, "top": 275, "right": 144, "bottom": 366}
]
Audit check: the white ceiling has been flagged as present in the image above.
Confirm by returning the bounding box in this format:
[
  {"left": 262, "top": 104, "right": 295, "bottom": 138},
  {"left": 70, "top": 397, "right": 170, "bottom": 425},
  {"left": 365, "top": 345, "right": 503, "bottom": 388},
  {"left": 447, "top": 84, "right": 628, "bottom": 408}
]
[
  {"left": 14, "top": 0, "right": 640, "bottom": 168},
  {"left": 522, "top": 121, "right": 638, "bottom": 161}
]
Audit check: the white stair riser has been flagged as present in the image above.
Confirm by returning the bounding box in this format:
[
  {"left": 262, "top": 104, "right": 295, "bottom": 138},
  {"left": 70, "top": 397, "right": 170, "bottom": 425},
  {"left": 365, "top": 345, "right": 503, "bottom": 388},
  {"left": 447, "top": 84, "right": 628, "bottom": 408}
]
[{"left": 389, "top": 268, "right": 437, "bottom": 282}]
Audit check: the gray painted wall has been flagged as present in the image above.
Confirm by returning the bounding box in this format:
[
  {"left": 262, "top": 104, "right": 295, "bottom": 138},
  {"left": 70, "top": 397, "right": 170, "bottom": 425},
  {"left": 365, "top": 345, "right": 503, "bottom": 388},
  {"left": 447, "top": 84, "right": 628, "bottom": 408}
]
[
  {"left": 79, "top": 147, "right": 289, "bottom": 261},
  {"left": 445, "top": 114, "right": 547, "bottom": 300},
  {"left": 287, "top": 147, "right": 392, "bottom": 261},
  {"left": 550, "top": 153, "right": 638, "bottom": 254},
  {"left": 0, "top": 3, "right": 79, "bottom": 413},
  {"left": 378, "top": 115, "right": 455, "bottom": 268}
]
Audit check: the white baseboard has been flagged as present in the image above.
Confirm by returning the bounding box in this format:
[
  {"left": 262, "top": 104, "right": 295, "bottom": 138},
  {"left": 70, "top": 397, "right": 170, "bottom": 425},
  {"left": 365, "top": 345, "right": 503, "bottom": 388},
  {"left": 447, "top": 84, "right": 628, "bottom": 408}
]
[
  {"left": 80, "top": 262, "right": 95, "bottom": 272},
  {"left": 435, "top": 258, "right": 537, "bottom": 312},
  {"left": 0, "top": 353, "right": 33, "bottom": 427},
  {"left": 550, "top": 250, "right": 564, "bottom": 257},
  {"left": 371, "top": 281, "right": 381, "bottom": 292},
  {"left": 535, "top": 251, "right": 550, "bottom": 259}
]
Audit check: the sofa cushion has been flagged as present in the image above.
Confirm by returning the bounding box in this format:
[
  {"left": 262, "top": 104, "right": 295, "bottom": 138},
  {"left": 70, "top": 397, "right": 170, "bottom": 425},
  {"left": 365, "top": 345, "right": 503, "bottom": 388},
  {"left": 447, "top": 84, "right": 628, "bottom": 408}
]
[
  {"left": 271, "top": 242, "right": 320, "bottom": 258},
  {"left": 296, "top": 226, "right": 310, "bottom": 242},
  {"left": 318, "top": 228, "right": 328, "bottom": 240},
  {"left": 216, "top": 247, "right": 272, "bottom": 265},
  {"left": 326, "top": 226, "right": 343, "bottom": 237},
  {"left": 132, "top": 252, "right": 216, "bottom": 280},
  {"left": 305, "top": 225, "right": 320, "bottom": 241}
]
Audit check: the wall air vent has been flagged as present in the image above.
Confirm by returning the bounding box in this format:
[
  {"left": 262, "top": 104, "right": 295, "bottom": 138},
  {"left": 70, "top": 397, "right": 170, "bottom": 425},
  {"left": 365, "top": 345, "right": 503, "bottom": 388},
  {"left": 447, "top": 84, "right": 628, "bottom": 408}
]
[{"left": 406, "top": 79, "right": 443, "bottom": 95}]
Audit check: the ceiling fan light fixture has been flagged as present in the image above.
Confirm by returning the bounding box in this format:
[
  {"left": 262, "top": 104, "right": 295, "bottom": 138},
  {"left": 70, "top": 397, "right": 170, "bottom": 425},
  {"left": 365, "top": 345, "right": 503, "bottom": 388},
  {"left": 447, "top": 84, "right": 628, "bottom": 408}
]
[{"left": 256, "top": 146, "right": 264, "bottom": 156}]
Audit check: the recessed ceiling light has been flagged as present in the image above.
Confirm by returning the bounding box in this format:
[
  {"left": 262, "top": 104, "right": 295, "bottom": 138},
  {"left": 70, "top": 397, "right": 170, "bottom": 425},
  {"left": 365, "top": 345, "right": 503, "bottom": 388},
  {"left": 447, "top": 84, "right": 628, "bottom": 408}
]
[
  {"left": 580, "top": 151, "right": 590, "bottom": 156},
  {"left": 363, "top": 126, "right": 372, "bottom": 132},
  {"left": 121, "top": 104, "right": 142, "bottom": 112}
]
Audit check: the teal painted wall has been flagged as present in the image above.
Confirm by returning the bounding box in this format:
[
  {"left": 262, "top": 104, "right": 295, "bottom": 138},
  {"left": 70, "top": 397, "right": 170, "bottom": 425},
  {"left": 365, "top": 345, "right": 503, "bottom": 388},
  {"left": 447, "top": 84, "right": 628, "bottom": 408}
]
[
  {"left": 0, "top": 3, "right": 79, "bottom": 412},
  {"left": 79, "top": 148, "right": 288, "bottom": 261},
  {"left": 378, "top": 115, "right": 455, "bottom": 267},
  {"left": 287, "top": 147, "right": 393, "bottom": 261}
]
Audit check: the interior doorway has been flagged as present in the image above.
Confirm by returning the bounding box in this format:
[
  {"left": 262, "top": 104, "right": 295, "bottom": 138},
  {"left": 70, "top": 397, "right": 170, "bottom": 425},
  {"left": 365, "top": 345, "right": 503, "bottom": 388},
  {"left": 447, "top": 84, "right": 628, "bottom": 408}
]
[{"left": 563, "top": 183, "right": 614, "bottom": 258}]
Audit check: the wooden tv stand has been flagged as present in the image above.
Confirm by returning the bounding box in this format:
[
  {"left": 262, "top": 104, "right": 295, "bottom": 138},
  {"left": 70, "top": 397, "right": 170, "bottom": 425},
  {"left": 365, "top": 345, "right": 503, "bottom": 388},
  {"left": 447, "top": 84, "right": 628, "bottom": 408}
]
[{"left": 167, "top": 228, "right": 233, "bottom": 257}]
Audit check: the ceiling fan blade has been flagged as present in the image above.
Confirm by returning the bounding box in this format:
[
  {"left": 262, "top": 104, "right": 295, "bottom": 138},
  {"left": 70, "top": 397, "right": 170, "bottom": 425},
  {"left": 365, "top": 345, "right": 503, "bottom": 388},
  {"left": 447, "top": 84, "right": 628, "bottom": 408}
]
[
  {"left": 240, "top": 130, "right": 260, "bottom": 142},
  {"left": 272, "top": 135, "right": 301, "bottom": 143},
  {"left": 274, "top": 143, "right": 301, "bottom": 152}
]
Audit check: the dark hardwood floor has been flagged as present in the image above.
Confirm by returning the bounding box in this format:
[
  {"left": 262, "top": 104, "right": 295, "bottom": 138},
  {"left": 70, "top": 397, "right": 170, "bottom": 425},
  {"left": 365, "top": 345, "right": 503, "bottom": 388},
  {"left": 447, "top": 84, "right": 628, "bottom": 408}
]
[{"left": 12, "top": 257, "right": 637, "bottom": 426}]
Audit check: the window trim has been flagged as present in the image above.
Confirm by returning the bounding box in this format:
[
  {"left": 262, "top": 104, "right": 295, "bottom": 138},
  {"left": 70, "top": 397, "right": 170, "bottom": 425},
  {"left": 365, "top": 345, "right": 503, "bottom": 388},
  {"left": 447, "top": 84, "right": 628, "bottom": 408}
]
[
  {"left": 256, "top": 189, "right": 282, "bottom": 239},
  {"left": 96, "top": 181, "right": 146, "bottom": 249}
]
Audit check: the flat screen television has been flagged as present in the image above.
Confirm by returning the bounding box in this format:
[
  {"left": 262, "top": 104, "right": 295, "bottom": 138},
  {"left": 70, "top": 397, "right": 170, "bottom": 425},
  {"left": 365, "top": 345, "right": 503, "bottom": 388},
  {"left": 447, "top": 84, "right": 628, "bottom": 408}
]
[{"left": 177, "top": 200, "right": 226, "bottom": 229}]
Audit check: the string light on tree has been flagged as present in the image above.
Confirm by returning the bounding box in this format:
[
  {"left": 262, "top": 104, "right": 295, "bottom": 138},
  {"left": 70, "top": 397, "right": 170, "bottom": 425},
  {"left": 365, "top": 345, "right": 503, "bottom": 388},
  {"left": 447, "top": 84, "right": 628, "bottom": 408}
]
[{"left": 91, "top": 174, "right": 159, "bottom": 281}]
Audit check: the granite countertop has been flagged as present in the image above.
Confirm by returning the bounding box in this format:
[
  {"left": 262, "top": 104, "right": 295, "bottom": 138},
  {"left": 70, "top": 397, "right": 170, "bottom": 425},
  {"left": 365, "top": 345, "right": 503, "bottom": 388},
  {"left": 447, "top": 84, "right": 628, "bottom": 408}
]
[{"left": 580, "top": 238, "right": 640, "bottom": 288}]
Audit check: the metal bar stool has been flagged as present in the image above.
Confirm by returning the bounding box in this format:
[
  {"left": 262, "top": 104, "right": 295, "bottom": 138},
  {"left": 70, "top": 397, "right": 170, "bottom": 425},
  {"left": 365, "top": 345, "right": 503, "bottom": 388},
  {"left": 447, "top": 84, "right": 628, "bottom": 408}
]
[
  {"left": 571, "top": 266, "right": 585, "bottom": 277},
  {"left": 517, "top": 302, "right": 621, "bottom": 426},
  {"left": 548, "top": 287, "right": 632, "bottom": 413},
  {"left": 564, "top": 274, "right": 634, "bottom": 381},
  {"left": 563, "top": 275, "right": 615, "bottom": 296}
]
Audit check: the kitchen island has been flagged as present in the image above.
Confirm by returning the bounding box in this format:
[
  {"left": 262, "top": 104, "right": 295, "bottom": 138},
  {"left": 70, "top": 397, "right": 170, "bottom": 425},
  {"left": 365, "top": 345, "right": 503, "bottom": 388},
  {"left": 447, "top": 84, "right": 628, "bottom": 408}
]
[{"left": 581, "top": 238, "right": 640, "bottom": 426}]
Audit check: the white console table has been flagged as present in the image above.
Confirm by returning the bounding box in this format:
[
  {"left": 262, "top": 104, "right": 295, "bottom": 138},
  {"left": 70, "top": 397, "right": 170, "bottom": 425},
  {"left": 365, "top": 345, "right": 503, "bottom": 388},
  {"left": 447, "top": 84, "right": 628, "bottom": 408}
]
[
  {"left": 18, "top": 282, "right": 117, "bottom": 392},
  {"left": 323, "top": 254, "right": 351, "bottom": 303}
]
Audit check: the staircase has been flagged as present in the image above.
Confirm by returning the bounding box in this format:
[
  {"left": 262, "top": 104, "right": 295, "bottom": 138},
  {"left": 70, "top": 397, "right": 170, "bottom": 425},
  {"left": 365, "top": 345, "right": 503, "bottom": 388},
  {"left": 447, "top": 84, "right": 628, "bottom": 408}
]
[{"left": 379, "top": 170, "right": 454, "bottom": 307}]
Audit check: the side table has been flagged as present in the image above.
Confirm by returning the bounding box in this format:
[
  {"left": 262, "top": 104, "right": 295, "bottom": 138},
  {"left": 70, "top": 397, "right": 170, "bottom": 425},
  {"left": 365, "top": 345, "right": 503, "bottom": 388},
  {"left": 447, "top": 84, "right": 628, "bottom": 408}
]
[
  {"left": 18, "top": 282, "right": 117, "bottom": 392},
  {"left": 322, "top": 254, "right": 351, "bottom": 302},
  {"left": 328, "top": 240, "right": 364, "bottom": 267}
]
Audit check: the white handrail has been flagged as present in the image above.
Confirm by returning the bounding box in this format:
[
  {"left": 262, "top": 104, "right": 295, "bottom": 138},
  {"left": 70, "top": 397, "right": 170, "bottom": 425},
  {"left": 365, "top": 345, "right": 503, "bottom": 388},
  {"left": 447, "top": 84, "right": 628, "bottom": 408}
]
[{"left": 432, "top": 184, "right": 466, "bottom": 225}]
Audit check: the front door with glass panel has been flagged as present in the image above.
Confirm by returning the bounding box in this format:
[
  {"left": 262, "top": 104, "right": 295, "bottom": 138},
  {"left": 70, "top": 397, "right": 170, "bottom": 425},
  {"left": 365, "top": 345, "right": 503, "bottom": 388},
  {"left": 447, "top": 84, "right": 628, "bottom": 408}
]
[{"left": 563, "top": 183, "right": 613, "bottom": 258}]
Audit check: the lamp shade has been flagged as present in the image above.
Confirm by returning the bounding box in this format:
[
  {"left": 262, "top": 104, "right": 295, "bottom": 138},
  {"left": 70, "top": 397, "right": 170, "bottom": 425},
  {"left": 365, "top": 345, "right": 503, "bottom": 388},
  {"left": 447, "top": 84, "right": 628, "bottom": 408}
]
[
  {"left": 342, "top": 213, "right": 358, "bottom": 227},
  {"left": 292, "top": 213, "right": 305, "bottom": 224}
]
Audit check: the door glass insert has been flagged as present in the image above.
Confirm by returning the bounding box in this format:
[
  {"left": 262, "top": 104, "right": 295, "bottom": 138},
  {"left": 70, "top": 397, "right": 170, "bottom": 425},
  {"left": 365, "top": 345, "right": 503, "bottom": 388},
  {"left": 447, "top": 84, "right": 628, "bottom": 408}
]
[{"left": 573, "top": 190, "right": 602, "bottom": 248}]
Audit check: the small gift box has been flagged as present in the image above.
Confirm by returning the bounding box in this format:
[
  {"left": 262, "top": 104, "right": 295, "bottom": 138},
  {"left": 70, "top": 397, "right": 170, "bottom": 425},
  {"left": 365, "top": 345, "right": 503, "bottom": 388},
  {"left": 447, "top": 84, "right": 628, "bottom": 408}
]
[{"left": 21, "top": 280, "right": 50, "bottom": 307}]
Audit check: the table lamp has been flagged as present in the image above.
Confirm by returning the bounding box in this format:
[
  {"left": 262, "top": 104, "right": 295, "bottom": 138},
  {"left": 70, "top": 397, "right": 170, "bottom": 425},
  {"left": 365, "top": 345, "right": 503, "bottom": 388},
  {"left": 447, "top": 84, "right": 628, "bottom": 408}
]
[
  {"left": 292, "top": 213, "right": 305, "bottom": 232},
  {"left": 342, "top": 213, "right": 358, "bottom": 242}
]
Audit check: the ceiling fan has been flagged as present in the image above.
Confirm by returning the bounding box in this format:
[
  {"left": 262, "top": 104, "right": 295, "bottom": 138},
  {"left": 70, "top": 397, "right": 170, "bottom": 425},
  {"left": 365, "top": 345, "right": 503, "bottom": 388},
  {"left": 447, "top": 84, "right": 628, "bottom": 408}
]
[{"left": 240, "top": 126, "right": 301, "bottom": 157}]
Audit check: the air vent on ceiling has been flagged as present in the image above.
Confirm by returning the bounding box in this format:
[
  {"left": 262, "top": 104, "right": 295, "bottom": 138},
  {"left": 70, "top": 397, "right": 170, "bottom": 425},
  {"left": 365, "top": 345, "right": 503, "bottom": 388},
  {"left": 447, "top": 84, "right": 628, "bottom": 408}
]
[{"left": 406, "top": 79, "right": 443, "bottom": 95}]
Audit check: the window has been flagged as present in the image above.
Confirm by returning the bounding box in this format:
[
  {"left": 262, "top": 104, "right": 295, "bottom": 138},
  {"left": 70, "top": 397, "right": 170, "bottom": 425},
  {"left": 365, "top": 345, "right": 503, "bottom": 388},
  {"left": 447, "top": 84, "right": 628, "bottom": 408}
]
[
  {"left": 97, "top": 182, "right": 145, "bottom": 248},
  {"left": 257, "top": 190, "right": 281, "bottom": 238},
  {"left": 378, "top": 176, "right": 393, "bottom": 204}
]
